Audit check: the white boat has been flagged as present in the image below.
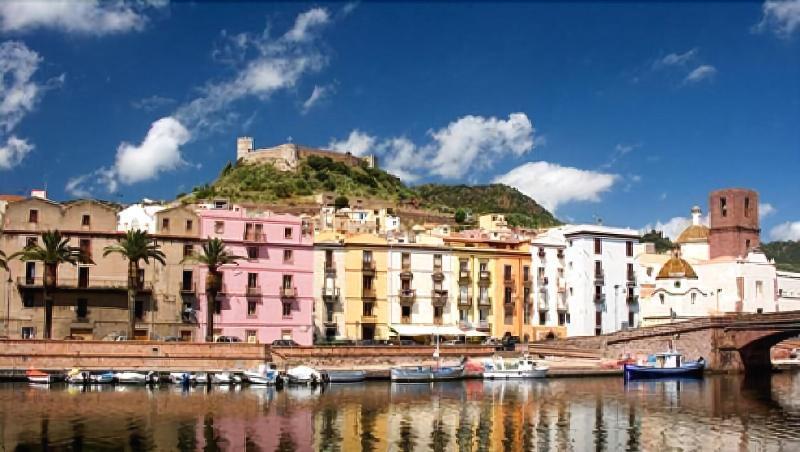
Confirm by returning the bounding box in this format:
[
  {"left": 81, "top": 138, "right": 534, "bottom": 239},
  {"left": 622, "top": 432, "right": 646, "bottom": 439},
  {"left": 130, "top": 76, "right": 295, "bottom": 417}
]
[
  {"left": 26, "top": 369, "right": 52, "bottom": 384},
  {"left": 482, "top": 355, "right": 549, "bottom": 379},
  {"left": 195, "top": 372, "right": 208, "bottom": 384},
  {"left": 286, "top": 366, "right": 323, "bottom": 385},
  {"left": 66, "top": 368, "right": 88, "bottom": 384},
  {"left": 210, "top": 372, "right": 232, "bottom": 384},
  {"left": 232, "top": 374, "right": 243, "bottom": 384},
  {"left": 243, "top": 365, "right": 281, "bottom": 385},
  {"left": 114, "top": 371, "right": 149, "bottom": 384},
  {"left": 168, "top": 372, "right": 194, "bottom": 385}
]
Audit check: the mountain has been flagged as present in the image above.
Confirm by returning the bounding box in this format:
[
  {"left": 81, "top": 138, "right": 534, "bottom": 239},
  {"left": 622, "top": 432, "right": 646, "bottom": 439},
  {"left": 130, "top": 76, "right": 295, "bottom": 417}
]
[
  {"left": 762, "top": 241, "right": 800, "bottom": 273},
  {"left": 183, "top": 156, "right": 559, "bottom": 227}
]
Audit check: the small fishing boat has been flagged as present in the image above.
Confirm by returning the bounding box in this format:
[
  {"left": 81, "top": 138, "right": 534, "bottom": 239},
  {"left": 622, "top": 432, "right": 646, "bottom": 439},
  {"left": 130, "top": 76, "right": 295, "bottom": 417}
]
[
  {"left": 482, "top": 355, "right": 549, "bottom": 379},
  {"left": 286, "top": 366, "right": 323, "bottom": 385},
  {"left": 243, "top": 365, "right": 281, "bottom": 385},
  {"left": 195, "top": 372, "right": 208, "bottom": 385},
  {"left": 326, "top": 370, "right": 367, "bottom": 383},
  {"left": 26, "top": 369, "right": 52, "bottom": 384},
  {"left": 210, "top": 372, "right": 233, "bottom": 385},
  {"left": 232, "top": 374, "right": 243, "bottom": 384},
  {"left": 114, "top": 371, "right": 151, "bottom": 384},
  {"left": 66, "top": 368, "right": 89, "bottom": 384},
  {"left": 390, "top": 365, "right": 464, "bottom": 383},
  {"left": 168, "top": 372, "right": 194, "bottom": 385},
  {"left": 90, "top": 371, "right": 115, "bottom": 384},
  {"left": 624, "top": 352, "right": 705, "bottom": 380}
]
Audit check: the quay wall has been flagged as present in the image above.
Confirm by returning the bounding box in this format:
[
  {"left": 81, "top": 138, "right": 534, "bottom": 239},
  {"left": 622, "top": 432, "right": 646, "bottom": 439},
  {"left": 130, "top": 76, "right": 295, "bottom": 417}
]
[{"left": 270, "top": 345, "right": 497, "bottom": 369}]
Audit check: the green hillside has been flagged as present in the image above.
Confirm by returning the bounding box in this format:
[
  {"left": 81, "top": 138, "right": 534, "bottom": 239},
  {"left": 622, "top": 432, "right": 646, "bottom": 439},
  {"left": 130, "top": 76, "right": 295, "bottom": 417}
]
[
  {"left": 762, "top": 241, "right": 800, "bottom": 273},
  {"left": 184, "top": 156, "right": 560, "bottom": 227}
]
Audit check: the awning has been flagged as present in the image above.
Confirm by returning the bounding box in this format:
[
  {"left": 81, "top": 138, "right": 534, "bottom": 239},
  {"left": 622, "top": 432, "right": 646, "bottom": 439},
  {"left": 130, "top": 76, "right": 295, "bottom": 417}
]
[
  {"left": 463, "top": 329, "right": 489, "bottom": 337},
  {"left": 389, "top": 324, "right": 467, "bottom": 336}
]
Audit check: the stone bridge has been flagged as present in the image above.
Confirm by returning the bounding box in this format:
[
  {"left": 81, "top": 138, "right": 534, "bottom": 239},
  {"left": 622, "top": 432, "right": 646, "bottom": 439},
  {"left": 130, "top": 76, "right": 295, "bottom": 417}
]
[{"left": 531, "top": 311, "right": 800, "bottom": 372}]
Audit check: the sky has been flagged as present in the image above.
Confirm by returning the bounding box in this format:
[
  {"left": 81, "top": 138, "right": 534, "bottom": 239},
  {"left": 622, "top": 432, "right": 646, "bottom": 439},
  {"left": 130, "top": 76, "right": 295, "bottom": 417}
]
[{"left": 0, "top": 1, "right": 798, "bottom": 241}]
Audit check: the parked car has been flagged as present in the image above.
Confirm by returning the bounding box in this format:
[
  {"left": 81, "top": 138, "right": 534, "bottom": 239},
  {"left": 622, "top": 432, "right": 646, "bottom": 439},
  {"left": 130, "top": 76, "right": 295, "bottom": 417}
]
[
  {"left": 113, "top": 335, "right": 129, "bottom": 341},
  {"left": 441, "top": 339, "right": 465, "bottom": 346},
  {"left": 271, "top": 339, "right": 299, "bottom": 346},
  {"left": 63, "top": 335, "right": 85, "bottom": 341},
  {"left": 216, "top": 336, "right": 242, "bottom": 343}
]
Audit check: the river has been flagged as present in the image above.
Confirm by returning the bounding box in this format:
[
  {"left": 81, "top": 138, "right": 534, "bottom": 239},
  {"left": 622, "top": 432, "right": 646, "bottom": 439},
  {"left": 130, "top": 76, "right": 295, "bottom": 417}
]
[{"left": 2, "top": 372, "right": 800, "bottom": 451}]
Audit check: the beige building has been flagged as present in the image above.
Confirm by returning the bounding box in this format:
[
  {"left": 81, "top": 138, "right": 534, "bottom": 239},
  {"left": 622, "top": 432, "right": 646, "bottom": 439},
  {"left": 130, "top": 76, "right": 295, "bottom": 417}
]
[{"left": 0, "top": 197, "right": 202, "bottom": 340}]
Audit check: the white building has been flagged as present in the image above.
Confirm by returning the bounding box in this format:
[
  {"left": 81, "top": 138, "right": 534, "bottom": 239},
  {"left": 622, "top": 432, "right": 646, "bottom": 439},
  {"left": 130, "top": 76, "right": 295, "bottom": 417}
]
[
  {"left": 117, "top": 201, "right": 166, "bottom": 233},
  {"left": 532, "top": 224, "right": 640, "bottom": 336},
  {"left": 312, "top": 234, "right": 347, "bottom": 342},
  {"left": 778, "top": 271, "right": 800, "bottom": 311}
]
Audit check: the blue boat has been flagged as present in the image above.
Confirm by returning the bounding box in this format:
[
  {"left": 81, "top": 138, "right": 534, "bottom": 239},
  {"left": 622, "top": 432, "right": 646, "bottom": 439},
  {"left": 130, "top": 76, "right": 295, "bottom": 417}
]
[
  {"left": 624, "top": 352, "right": 705, "bottom": 380},
  {"left": 390, "top": 365, "right": 464, "bottom": 383},
  {"left": 326, "top": 370, "right": 367, "bottom": 383}
]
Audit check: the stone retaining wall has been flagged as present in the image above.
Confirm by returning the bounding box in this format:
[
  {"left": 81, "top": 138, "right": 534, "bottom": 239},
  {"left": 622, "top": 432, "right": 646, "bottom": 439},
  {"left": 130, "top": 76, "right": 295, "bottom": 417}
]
[{"left": 271, "top": 345, "right": 497, "bottom": 369}]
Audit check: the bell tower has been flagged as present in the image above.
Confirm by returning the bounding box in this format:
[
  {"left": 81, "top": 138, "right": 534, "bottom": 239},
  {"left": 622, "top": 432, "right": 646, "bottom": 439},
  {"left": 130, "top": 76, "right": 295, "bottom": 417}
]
[{"left": 708, "top": 188, "right": 760, "bottom": 259}]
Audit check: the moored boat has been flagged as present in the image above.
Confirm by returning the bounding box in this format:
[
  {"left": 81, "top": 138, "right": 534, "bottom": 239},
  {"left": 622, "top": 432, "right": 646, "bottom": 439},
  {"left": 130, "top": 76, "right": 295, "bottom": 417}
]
[
  {"left": 390, "top": 365, "right": 464, "bottom": 383},
  {"left": 243, "top": 365, "right": 281, "bottom": 385},
  {"left": 90, "top": 371, "right": 115, "bottom": 384},
  {"left": 26, "top": 369, "right": 52, "bottom": 384},
  {"left": 482, "top": 355, "right": 549, "bottom": 379},
  {"left": 286, "top": 366, "right": 323, "bottom": 385},
  {"left": 168, "top": 372, "right": 194, "bottom": 385},
  {"left": 210, "top": 372, "right": 233, "bottom": 384},
  {"left": 195, "top": 372, "right": 208, "bottom": 384},
  {"left": 66, "top": 368, "right": 89, "bottom": 384},
  {"left": 624, "top": 352, "right": 705, "bottom": 380},
  {"left": 326, "top": 370, "right": 367, "bottom": 383},
  {"left": 114, "top": 371, "right": 150, "bottom": 384}
]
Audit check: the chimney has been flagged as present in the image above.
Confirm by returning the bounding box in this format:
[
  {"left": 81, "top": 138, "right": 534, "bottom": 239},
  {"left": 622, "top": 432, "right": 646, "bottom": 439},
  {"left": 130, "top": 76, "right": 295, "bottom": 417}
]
[
  {"left": 691, "top": 205, "right": 702, "bottom": 226},
  {"left": 30, "top": 189, "right": 47, "bottom": 200}
]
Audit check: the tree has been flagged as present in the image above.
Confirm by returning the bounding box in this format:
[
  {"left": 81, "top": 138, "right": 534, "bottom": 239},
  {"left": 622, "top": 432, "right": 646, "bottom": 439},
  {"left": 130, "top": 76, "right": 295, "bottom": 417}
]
[
  {"left": 103, "top": 230, "right": 165, "bottom": 340},
  {"left": 13, "top": 231, "right": 89, "bottom": 339},
  {"left": 640, "top": 229, "right": 674, "bottom": 254},
  {"left": 184, "top": 238, "right": 243, "bottom": 342},
  {"left": 334, "top": 195, "right": 349, "bottom": 210},
  {"left": 0, "top": 250, "right": 7, "bottom": 273},
  {"left": 454, "top": 208, "right": 466, "bottom": 224}
]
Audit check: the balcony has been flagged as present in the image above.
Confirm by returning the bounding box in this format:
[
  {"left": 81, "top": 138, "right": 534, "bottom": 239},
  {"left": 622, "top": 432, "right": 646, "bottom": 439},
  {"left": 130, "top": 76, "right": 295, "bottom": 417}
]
[
  {"left": 478, "top": 296, "right": 492, "bottom": 307},
  {"left": 432, "top": 269, "right": 445, "bottom": 282},
  {"left": 322, "top": 286, "right": 340, "bottom": 299},
  {"left": 242, "top": 232, "right": 267, "bottom": 243},
  {"left": 538, "top": 297, "right": 548, "bottom": 312},
  {"left": 557, "top": 278, "right": 567, "bottom": 293},
  {"left": 538, "top": 276, "right": 549, "bottom": 286},
  {"left": 477, "top": 320, "right": 491, "bottom": 331},
  {"left": 324, "top": 264, "right": 336, "bottom": 276},
  {"left": 479, "top": 270, "right": 491, "bottom": 284},
  {"left": 626, "top": 273, "right": 637, "bottom": 287},
  {"left": 361, "top": 315, "right": 378, "bottom": 323},
  {"left": 179, "top": 282, "right": 195, "bottom": 294},
  {"left": 594, "top": 294, "right": 605, "bottom": 304},
  {"left": 16, "top": 276, "right": 151, "bottom": 292},
  {"left": 246, "top": 285, "right": 261, "bottom": 296},
  {"left": 280, "top": 286, "right": 297, "bottom": 298},
  {"left": 431, "top": 289, "right": 448, "bottom": 307},
  {"left": 458, "top": 295, "right": 472, "bottom": 307},
  {"left": 556, "top": 296, "right": 568, "bottom": 312},
  {"left": 362, "top": 260, "right": 376, "bottom": 275},
  {"left": 503, "top": 275, "right": 515, "bottom": 287},
  {"left": 523, "top": 276, "right": 533, "bottom": 288},
  {"left": 594, "top": 270, "right": 605, "bottom": 285},
  {"left": 399, "top": 288, "right": 416, "bottom": 305},
  {"left": 537, "top": 249, "right": 546, "bottom": 258},
  {"left": 362, "top": 287, "right": 377, "bottom": 299},
  {"left": 399, "top": 269, "right": 413, "bottom": 281},
  {"left": 401, "top": 316, "right": 411, "bottom": 324},
  {"left": 459, "top": 269, "right": 471, "bottom": 283},
  {"left": 503, "top": 297, "right": 516, "bottom": 312}
]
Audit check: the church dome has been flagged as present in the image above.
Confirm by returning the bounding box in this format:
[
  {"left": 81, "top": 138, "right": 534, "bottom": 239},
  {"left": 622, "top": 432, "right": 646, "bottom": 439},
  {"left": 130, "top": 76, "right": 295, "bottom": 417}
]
[
  {"left": 656, "top": 250, "right": 698, "bottom": 279},
  {"left": 676, "top": 205, "right": 709, "bottom": 244}
]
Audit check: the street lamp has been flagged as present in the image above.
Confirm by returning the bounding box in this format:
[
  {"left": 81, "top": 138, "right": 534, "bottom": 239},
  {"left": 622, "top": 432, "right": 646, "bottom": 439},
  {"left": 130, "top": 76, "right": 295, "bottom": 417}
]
[{"left": 614, "top": 284, "right": 620, "bottom": 332}]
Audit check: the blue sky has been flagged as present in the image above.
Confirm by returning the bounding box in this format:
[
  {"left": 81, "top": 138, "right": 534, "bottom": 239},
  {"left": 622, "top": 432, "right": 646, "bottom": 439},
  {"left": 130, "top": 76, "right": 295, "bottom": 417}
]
[{"left": 0, "top": 1, "right": 798, "bottom": 240}]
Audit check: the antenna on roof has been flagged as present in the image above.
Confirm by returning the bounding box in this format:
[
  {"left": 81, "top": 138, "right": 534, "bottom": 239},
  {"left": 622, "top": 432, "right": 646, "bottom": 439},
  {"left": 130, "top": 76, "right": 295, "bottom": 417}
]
[{"left": 287, "top": 136, "right": 294, "bottom": 143}]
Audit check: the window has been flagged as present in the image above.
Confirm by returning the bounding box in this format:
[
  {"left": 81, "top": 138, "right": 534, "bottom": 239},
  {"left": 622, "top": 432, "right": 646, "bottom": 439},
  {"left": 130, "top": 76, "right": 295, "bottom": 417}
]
[
  {"left": 539, "top": 311, "right": 546, "bottom": 326},
  {"left": 594, "top": 261, "right": 603, "bottom": 278},
  {"left": 135, "top": 299, "right": 145, "bottom": 320},
  {"left": 81, "top": 214, "right": 91, "bottom": 226},
  {"left": 659, "top": 294, "right": 665, "bottom": 305},
  {"left": 246, "top": 330, "right": 257, "bottom": 343},
  {"left": 22, "top": 293, "right": 34, "bottom": 308},
  {"left": 401, "top": 252, "right": 410, "bottom": 268},
  {"left": 21, "top": 327, "right": 35, "bottom": 339},
  {"left": 161, "top": 218, "right": 170, "bottom": 231},
  {"left": 28, "top": 209, "right": 38, "bottom": 223},
  {"left": 480, "top": 261, "right": 488, "bottom": 272},
  {"left": 756, "top": 280, "right": 763, "bottom": 298},
  {"left": 504, "top": 287, "right": 512, "bottom": 304},
  {"left": 745, "top": 239, "right": 751, "bottom": 250},
  {"left": 25, "top": 236, "right": 37, "bottom": 248},
  {"left": 247, "top": 246, "right": 258, "bottom": 259},
  {"left": 720, "top": 197, "right": 727, "bottom": 217},
  {"left": 284, "top": 227, "right": 293, "bottom": 239},
  {"left": 79, "top": 239, "right": 91, "bottom": 259},
  {"left": 460, "top": 259, "right": 468, "bottom": 272},
  {"left": 691, "top": 293, "right": 697, "bottom": 304},
  {"left": 363, "top": 303, "right": 374, "bottom": 316},
  {"left": 185, "top": 219, "right": 193, "bottom": 231},
  {"left": 76, "top": 298, "right": 88, "bottom": 318},
  {"left": 78, "top": 267, "right": 89, "bottom": 288},
  {"left": 433, "top": 254, "right": 442, "bottom": 269},
  {"left": 214, "top": 221, "right": 224, "bottom": 234},
  {"left": 247, "top": 273, "right": 258, "bottom": 288},
  {"left": 523, "top": 266, "right": 530, "bottom": 282},
  {"left": 182, "top": 270, "right": 193, "bottom": 291},
  {"left": 627, "top": 263, "right": 634, "bottom": 279},
  {"left": 433, "top": 306, "right": 443, "bottom": 321},
  {"left": 283, "top": 249, "right": 293, "bottom": 263},
  {"left": 25, "top": 262, "right": 35, "bottom": 284},
  {"left": 183, "top": 244, "right": 193, "bottom": 258},
  {"left": 594, "top": 238, "right": 602, "bottom": 255},
  {"left": 646, "top": 267, "right": 653, "bottom": 277},
  {"left": 214, "top": 299, "right": 222, "bottom": 314},
  {"left": 744, "top": 197, "right": 750, "bottom": 217},
  {"left": 459, "top": 309, "right": 468, "bottom": 322},
  {"left": 362, "top": 275, "right": 373, "bottom": 290},
  {"left": 283, "top": 275, "right": 293, "bottom": 289},
  {"left": 504, "top": 265, "right": 512, "bottom": 280},
  {"left": 479, "top": 309, "right": 488, "bottom": 321},
  {"left": 363, "top": 250, "right": 373, "bottom": 263},
  {"left": 626, "top": 241, "right": 633, "bottom": 257},
  {"left": 401, "top": 305, "right": 411, "bottom": 320},
  {"left": 325, "top": 250, "right": 334, "bottom": 268},
  {"left": 247, "top": 300, "right": 257, "bottom": 316}
]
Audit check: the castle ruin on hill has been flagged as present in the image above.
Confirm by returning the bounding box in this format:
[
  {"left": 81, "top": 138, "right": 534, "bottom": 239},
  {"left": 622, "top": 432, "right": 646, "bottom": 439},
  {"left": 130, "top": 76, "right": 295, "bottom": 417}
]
[{"left": 236, "top": 137, "right": 377, "bottom": 171}]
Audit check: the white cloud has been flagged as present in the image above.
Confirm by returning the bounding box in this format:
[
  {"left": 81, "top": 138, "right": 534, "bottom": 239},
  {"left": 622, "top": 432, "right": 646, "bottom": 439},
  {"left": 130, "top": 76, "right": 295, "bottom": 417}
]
[
  {"left": 301, "top": 84, "right": 332, "bottom": 113},
  {"left": 328, "top": 130, "right": 376, "bottom": 156},
  {"left": 653, "top": 48, "right": 697, "bottom": 68},
  {"left": 131, "top": 95, "right": 176, "bottom": 111},
  {"left": 284, "top": 8, "right": 330, "bottom": 42},
  {"left": 0, "top": 135, "right": 33, "bottom": 169},
  {"left": 0, "top": 0, "right": 155, "bottom": 35},
  {"left": 770, "top": 221, "right": 800, "bottom": 241},
  {"left": 65, "top": 167, "right": 117, "bottom": 198},
  {"left": 760, "top": 202, "right": 776, "bottom": 219},
  {"left": 378, "top": 137, "right": 422, "bottom": 182},
  {"left": 601, "top": 142, "right": 640, "bottom": 169},
  {"left": 115, "top": 116, "right": 190, "bottom": 184},
  {"left": 755, "top": 0, "right": 800, "bottom": 37},
  {"left": 642, "top": 213, "right": 709, "bottom": 241},
  {"left": 684, "top": 65, "right": 717, "bottom": 84},
  {"left": 429, "top": 113, "right": 535, "bottom": 178},
  {"left": 493, "top": 161, "right": 618, "bottom": 212}
]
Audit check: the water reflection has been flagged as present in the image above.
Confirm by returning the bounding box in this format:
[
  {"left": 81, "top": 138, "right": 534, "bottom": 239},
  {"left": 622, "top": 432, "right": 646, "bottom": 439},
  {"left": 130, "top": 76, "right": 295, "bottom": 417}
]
[{"left": 2, "top": 373, "right": 800, "bottom": 451}]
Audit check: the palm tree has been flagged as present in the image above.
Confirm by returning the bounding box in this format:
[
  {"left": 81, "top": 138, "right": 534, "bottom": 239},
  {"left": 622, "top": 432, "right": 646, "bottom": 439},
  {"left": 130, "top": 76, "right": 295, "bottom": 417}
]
[
  {"left": 0, "top": 250, "right": 7, "bottom": 272},
  {"left": 103, "top": 230, "right": 165, "bottom": 340},
  {"left": 184, "top": 238, "right": 242, "bottom": 342},
  {"left": 13, "top": 231, "right": 88, "bottom": 339}
]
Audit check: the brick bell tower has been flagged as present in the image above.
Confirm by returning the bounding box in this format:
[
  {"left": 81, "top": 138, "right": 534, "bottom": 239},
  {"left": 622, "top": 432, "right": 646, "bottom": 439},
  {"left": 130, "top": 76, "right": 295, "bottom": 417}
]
[{"left": 708, "top": 188, "right": 760, "bottom": 259}]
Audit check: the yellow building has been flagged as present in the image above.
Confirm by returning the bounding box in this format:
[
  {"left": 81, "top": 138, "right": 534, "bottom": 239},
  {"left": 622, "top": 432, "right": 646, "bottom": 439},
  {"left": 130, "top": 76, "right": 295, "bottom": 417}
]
[{"left": 343, "top": 234, "right": 389, "bottom": 340}]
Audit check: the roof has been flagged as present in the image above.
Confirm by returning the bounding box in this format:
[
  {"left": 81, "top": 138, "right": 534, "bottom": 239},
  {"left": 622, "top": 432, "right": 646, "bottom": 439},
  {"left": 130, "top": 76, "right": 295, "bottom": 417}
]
[
  {"left": 561, "top": 224, "right": 640, "bottom": 239},
  {"left": 0, "top": 195, "right": 24, "bottom": 203},
  {"left": 676, "top": 224, "right": 709, "bottom": 244},
  {"left": 656, "top": 255, "right": 698, "bottom": 279}
]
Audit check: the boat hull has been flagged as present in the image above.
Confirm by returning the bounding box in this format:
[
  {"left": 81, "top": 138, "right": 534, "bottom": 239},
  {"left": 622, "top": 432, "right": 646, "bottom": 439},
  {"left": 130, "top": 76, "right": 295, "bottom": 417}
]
[
  {"left": 26, "top": 370, "right": 52, "bottom": 384},
  {"left": 326, "top": 370, "right": 367, "bottom": 383},
  {"left": 390, "top": 366, "right": 464, "bottom": 383},
  {"left": 114, "top": 372, "right": 148, "bottom": 384},
  {"left": 243, "top": 370, "right": 279, "bottom": 385},
  {"left": 484, "top": 368, "right": 548, "bottom": 379},
  {"left": 624, "top": 363, "right": 704, "bottom": 380}
]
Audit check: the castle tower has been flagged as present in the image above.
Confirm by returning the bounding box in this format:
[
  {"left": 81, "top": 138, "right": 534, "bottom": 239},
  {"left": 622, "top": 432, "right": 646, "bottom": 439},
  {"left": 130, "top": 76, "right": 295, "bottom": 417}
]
[
  {"left": 237, "top": 136, "right": 254, "bottom": 160},
  {"left": 708, "top": 188, "right": 760, "bottom": 259}
]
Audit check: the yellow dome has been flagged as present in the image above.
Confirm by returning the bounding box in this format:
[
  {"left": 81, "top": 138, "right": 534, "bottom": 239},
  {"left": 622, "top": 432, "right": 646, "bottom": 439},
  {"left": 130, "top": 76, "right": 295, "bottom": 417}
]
[
  {"left": 675, "top": 224, "right": 709, "bottom": 244},
  {"left": 656, "top": 255, "right": 698, "bottom": 279}
]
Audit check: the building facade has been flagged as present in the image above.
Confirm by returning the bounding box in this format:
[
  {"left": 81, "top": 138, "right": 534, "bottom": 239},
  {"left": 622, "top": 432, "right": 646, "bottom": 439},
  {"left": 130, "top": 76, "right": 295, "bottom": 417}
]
[{"left": 195, "top": 205, "right": 314, "bottom": 344}]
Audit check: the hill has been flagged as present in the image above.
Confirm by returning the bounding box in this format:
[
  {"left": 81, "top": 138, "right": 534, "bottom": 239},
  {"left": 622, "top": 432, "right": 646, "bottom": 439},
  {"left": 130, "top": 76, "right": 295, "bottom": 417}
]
[
  {"left": 184, "top": 156, "right": 560, "bottom": 227},
  {"left": 762, "top": 241, "right": 800, "bottom": 273}
]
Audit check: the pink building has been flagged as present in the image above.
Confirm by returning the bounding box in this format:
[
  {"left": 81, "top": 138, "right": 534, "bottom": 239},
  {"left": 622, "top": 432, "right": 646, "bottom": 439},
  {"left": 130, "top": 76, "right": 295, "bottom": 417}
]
[{"left": 196, "top": 205, "right": 314, "bottom": 345}]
